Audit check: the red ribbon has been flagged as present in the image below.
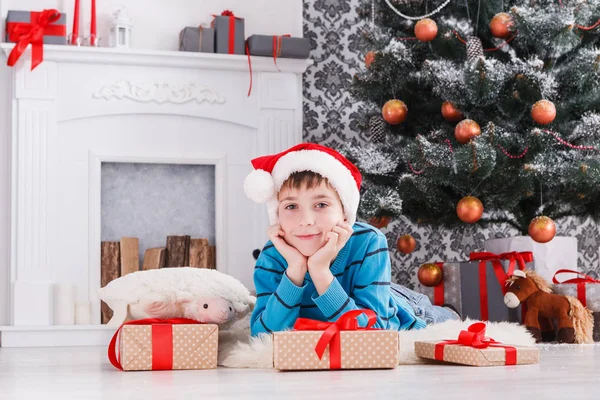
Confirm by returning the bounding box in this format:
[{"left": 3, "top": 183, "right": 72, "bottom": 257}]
[
  {"left": 433, "top": 262, "right": 445, "bottom": 306},
  {"left": 272, "top": 34, "right": 291, "bottom": 71},
  {"left": 6, "top": 9, "right": 65, "bottom": 71},
  {"left": 470, "top": 252, "right": 533, "bottom": 321},
  {"left": 434, "top": 322, "right": 517, "bottom": 365},
  {"left": 292, "top": 309, "right": 380, "bottom": 369},
  {"left": 552, "top": 269, "right": 600, "bottom": 307},
  {"left": 108, "top": 318, "right": 201, "bottom": 371}
]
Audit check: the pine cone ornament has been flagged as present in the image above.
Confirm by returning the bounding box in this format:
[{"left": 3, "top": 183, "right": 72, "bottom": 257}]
[
  {"left": 466, "top": 36, "right": 484, "bottom": 63},
  {"left": 369, "top": 115, "right": 387, "bottom": 143}
]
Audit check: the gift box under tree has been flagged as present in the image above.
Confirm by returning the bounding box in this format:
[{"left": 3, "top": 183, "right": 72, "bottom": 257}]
[
  {"left": 417, "top": 262, "right": 463, "bottom": 315},
  {"left": 108, "top": 318, "right": 218, "bottom": 371},
  {"left": 273, "top": 310, "right": 399, "bottom": 371},
  {"left": 551, "top": 269, "right": 600, "bottom": 341}
]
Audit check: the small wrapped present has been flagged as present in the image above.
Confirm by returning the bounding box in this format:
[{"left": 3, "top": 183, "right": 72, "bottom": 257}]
[
  {"left": 273, "top": 310, "right": 399, "bottom": 370},
  {"left": 417, "top": 262, "right": 462, "bottom": 313},
  {"left": 551, "top": 269, "right": 600, "bottom": 341},
  {"left": 211, "top": 10, "right": 245, "bottom": 55},
  {"left": 246, "top": 34, "right": 310, "bottom": 59},
  {"left": 179, "top": 26, "right": 215, "bottom": 53},
  {"left": 415, "top": 322, "right": 540, "bottom": 367},
  {"left": 5, "top": 9, "right": 67, "bottom": 70},
  {"left": 108, "top": 318, "right": 218, "bottom": 371}
]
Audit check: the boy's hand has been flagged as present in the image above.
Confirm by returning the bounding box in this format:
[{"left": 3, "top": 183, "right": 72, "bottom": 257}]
[
  {"left": 307, "top": 221, "right": 353, "bottom": 272},
  {"left": 268, "top": 224, "right": 307, "bottom": 286}
]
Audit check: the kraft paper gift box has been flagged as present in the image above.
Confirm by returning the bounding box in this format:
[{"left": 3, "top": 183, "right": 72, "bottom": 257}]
[
  {"left": 415, "top": 322, "right": 540, "bottom": 367},
  {"left": 551, "top": 269, "right": 600, "bottom": 341},
  {"left": 212, "top": 11, "right": 245, "bottom": 55},
  {"left": 246, "top": 35, "right": 310, "bottom": 59},
  {"left": 5, "top": 10, "right": 67, "bottom": 45},
  {"left": 179, "top": 26, "right": 215, "bottom": 53},
  {"left": 108, "top": 318, "right": 218, "bottom": 371},
  {"left": 273, "top": 310, "right": 399, "bottom": 371}
]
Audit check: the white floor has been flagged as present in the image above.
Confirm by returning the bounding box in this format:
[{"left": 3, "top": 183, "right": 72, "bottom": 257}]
[{"left": 1, "top": 345, "right": 600, "bottom": 399}]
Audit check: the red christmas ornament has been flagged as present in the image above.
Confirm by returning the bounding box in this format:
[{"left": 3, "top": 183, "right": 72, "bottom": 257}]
[
  {"left": 397, "top": 234, "right": 417, "bottom": 254},
  {"left": 456, "top": 196, "right": 484, "bottom": 224},
  {"left": 490, "top": 12, "right": 514, "bottom": 39},
  {"left": 528, "top": 216, "right": 556, "bottom": 243},
  {"left": 368, "top": 215, "right": 391, "bottom": 229},
  {"left": 414, "top": 18, "right": 438, "bottom": 42},
  {"left": 454, "top": 119, "right": 481, "bottom": 144},
  {"left": 382, "top": 99, "right": 408, "bottom": 125},
  {"left": 531, "top": 100, "right": 556, "bottom": 125},
  {"left": 365, "top": 51, "right": 376, "bottom": 68},
  {"left": 441, "top": 101, "right": 464, "bottom": 122},
  {"left": 418, "top": 263, "right": 443, "bottom": 287}
]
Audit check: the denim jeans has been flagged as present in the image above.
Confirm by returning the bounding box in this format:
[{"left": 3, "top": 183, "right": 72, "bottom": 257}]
[{"left": 391, "top": 282, "right": 460, "bottom": 325}]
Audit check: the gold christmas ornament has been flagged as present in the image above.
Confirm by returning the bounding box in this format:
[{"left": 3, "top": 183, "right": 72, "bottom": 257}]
[
  {"left": 414, "top": 18, "right": 438, "bottom": 42},
  {"left": 528, "top": 216, "right": 556, "bottom": 243},
  {"left": 456, "top": 195, "right": 484, "bottom": 224},
  {"left": 441, "top": 101, "right": 464, "bottom": 122},
  {"left": 418, "top": 263, "right": 443, "bottom": 287},
  {"left": 382, "top": 99, "right": 408, "bottom": 125},
  {"left": 490, "top": 12, "right": 514, "bottom": 38},
  {"left": 531, "top": 100, "right": 556, "bottom": 125},
  {"left": 454, "top": 119, "right": 481, "bottom": 144},
  {"left": 397, "top": 235, "right": 417, "bottom": 254}
]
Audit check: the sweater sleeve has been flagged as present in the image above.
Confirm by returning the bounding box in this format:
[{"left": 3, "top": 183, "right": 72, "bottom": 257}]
[
  {"left": 250, "top": 245, "right": 307, "bottom": 336},
  {"left": 312, "top": 232, "right": 395, "bottom": 329}
]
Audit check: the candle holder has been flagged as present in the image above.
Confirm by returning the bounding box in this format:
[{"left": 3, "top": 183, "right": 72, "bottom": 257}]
[
  {"left": 68, "top": 33, "right": 83, "bottom": 47},
  {"left": 84, "top": 34, "right": 101, "bottom": 47}
]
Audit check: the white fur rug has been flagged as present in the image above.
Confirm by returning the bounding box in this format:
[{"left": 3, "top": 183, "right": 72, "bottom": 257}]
[{"left": 217, "top": 317, "right": 536, "bottom": 368}]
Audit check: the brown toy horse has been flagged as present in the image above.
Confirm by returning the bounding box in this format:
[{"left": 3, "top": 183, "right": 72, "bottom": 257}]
[{"left": 504, "top": 269, "right": 593, "bottom": 344}]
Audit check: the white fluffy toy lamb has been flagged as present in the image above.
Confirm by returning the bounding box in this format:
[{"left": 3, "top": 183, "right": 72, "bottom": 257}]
[{"left": 99, "top": 267, "right": 256, "bottom": 328}]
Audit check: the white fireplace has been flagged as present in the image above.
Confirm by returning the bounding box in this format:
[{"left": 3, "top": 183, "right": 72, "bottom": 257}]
[{"left": 0, "top": 44, "right": 311, "bottom": 346}]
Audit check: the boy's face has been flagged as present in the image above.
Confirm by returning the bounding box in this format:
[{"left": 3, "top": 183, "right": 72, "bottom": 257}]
[{"left": 277, "top": 181, "right": 346, "bottom": 257}]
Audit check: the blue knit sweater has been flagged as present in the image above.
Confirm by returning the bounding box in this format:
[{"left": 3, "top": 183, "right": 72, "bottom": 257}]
[{"left": 250, "top": 222, "right": 426, "bottom": 336}]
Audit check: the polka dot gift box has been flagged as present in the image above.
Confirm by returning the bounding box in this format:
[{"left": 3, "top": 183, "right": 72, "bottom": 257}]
[
  {"left": 273, "top": 309, "right": 399, "bottom": 371},
  {"left": 415, "top": 322, "right": 539, "bottom": 367},
  {"left": 108, "top": 318, "right": 218, "bottom": 371}
]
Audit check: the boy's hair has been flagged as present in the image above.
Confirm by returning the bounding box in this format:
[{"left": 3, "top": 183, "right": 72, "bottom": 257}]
[{"left": 278, "top": 171, "right": 332, "bottom": 196}]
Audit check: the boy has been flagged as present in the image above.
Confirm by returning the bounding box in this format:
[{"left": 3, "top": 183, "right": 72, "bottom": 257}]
[{"left": 244, "top": 143, "right": 459, "bottom": 336}]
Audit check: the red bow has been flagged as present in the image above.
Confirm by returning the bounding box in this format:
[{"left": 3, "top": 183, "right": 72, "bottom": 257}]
[
  {"left": 293, "top": 309, "right": 380, "bottom": 369},
  {"left": 221, "top": 10, "right": 235, "bottom": 17},
  {"left": 470, "top": 251, "right": 533, "bottom": 275},
  {"left": 552, "top": 269, "right": 600, "bottom": 307},
  {"left": 108, "top": 318, "right": 201, "bottom": 371},
  {"left": 6, "top": 9, "right": 65, "bottom": 70},
  {"left": 435, "top": 322, "right": 517, "bottom": 365}
]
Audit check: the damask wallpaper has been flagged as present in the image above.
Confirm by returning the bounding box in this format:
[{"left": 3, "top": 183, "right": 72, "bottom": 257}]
[{"left": 302, "top": 0, "right": 600, "bottom": 287}]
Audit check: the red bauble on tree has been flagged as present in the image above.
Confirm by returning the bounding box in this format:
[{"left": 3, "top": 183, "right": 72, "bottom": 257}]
[
  {"left": 528, "top": 216, "right": 556, "bottom": 243},
  {"left": 397, "top": 234, "right": 417, "bottom": 254},
  {"left": 441, "top": 101, "right": 464, "bottom": 122},
  {"left": 456, "top": 196, "right": 484, "bottom": 223},
  {"left": 414, "top": 18, "right": 438, "bottom": 42},
  {"left": 418, "top": 263, "right": 443, "bottom": 287},
  {"left": 531, "top": 100, "right": 556, "bottom": 125},
  {"left": 382, "top": 99, "right": 408, "bottom": 125},
  {"left": 365, "top": 51, "right": 376, "bottom": 68},
  {"left": 490, "top": 12, "right": 514, "bottom": 38},
  {"left": 454, "top": 119, "right": 481, "bottom": 144},
  {"left": 369, "top": 215, "right": 391, "bottom": 229}
]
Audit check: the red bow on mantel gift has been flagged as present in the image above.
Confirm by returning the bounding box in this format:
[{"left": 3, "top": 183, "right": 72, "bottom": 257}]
[
  {"left": 292, "top": 309, "right": 380, "bottom": 370},
  {"left": 552, "top": 269, "right": 600, "bottom": 307},
  {"left": 107, "top": 318, "right": 202, "bottom": 371},
  {"left": 435, "top": 322, "right": 517, "bottom": 365},
  {"left": 6, "top": 9, "right": 66, "bottom": 70}
]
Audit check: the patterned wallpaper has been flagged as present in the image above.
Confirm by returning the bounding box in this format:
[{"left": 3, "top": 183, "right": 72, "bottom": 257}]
[{"left": 302, "top": 0, "right": 600, "bottom": 287}]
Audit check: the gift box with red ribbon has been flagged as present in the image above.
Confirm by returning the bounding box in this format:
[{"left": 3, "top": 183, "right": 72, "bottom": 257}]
[
  {"left": 417, "top": 262, "right": 463, "bottom": 316},
  {"left": 108, "top": 318, "right": 218, "bottom": 371},
  {"left": 212, "top": 10, "right": 245, "bottom": 55},
  {"left": 5, "top": 9, "right": 67, "bottom": 70},
  {"left": 552, "top": 269, "right": 600, "bottom": 341},
  {"left": 246, "top": 34, "right": 310, "bottom": 59},
  {"left": 273, "top": 309, "right": 399, "bottom": 370},
  {"left": 415, "top": 322, "right": 540, "bottom": 367}
]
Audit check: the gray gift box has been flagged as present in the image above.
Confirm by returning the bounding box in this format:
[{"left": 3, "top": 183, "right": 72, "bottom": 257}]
[
  {"left": 246, "top": 34, "right": 310, "bottom": 59},
  {"left": 179, "top": 26, "right": 215, "bottom": 53},
  {"left": 5, "top": 10, "right": 67, "bottom": 45},
  {"left": 212, "top": 15, "right": 245, "bottom": 55},
  {"left": 418, "top": 262, "right": 463, "bottom": 315}
]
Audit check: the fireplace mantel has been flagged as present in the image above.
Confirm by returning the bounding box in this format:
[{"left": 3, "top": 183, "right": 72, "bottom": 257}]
[{"left": 0, "top": 43, "right": 311, "bottom": 347}]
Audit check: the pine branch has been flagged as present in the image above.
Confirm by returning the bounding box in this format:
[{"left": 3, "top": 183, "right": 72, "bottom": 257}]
[{"left": 480, "top": 217, "right": 525, "bottom": 234}]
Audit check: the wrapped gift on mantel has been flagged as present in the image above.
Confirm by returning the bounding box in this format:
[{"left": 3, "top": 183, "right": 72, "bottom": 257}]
[
  {"left": 415, "top": 322, "right": 540, "bottom": 367},
  {"left": 551, "top": 269, "right": 600, "bottom": 342},
  {"left": 273, "top": 310, "right": 399, "bottom": 371},
  {"left": 211, "top": 10, "right": 245, "bottom": 55},
  {"left": 108, "top": 318, "right": 218, "bottom": 371}
]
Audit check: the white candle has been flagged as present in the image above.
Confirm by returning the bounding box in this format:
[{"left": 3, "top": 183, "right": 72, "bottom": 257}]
[
  {"left": 53, "top": 284, "right": 75, "bottom": 325},
  {"left": 75, "top": 302, "right": 92, "bottom": 325}
]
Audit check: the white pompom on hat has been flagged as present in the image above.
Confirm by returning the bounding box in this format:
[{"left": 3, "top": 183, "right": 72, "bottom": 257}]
[{"left": 243, "top": 143, "right": 362, "bottom": 226}]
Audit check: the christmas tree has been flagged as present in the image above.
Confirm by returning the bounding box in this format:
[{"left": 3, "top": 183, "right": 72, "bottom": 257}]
[{"left": 348, "top": 0, "right": 600, "bottom": 239}]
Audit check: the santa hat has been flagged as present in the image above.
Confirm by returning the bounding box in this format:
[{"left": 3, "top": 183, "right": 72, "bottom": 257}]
[{"left": 244, "top": 143, "right": 362, "bottom": 226}]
